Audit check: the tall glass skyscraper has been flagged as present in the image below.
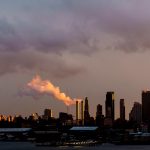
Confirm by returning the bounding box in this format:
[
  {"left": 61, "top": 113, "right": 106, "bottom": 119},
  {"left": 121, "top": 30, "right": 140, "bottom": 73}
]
[{"left": 105, "top": 92, "right": 115, "bottom": 120}]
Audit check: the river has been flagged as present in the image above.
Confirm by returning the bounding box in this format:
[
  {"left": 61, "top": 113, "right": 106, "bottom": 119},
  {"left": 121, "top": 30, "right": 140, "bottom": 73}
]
[{"left": 1, "top": 142, "right": 150, "bottom": 150}]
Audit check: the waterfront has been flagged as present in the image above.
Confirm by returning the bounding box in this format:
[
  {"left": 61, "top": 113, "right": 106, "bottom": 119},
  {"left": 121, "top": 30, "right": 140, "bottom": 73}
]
[{"left": 1, "top": 142, "right": 150, "bottom": 150}]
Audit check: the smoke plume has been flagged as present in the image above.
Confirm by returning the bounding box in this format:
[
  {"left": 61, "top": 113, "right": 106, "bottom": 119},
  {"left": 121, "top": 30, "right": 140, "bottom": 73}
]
[{"left": 27, "top": 75, "right": 81, "bottom": 106}]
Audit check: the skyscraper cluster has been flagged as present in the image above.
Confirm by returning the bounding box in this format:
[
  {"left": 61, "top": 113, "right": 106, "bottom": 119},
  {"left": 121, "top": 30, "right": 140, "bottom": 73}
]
[
  {"left": 74, "top": 90, "right": 150, "bottom": 127},
  {"left": 75, "top": 92, "right": 117, "bottom": 126},
  {"left": 1, "top": 90, "right": 150, "bottom": 129}
]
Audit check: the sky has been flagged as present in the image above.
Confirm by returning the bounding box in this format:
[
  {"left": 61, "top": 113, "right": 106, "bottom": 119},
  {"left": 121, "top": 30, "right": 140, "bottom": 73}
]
[{"left": 0, "top": 0, "right": 150, "bottom": 119}]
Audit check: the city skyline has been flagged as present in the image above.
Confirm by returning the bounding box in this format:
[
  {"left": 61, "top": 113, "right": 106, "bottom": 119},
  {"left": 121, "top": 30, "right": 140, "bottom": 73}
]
[
  {"left": 0, "top": 86, "right": 146, "bottom": 120},
  {"left": 0, "top": 1, "right": 150, "bottom": 118},
  {"left": 0, "top": 92, "right": 143, "bottom": 123}
]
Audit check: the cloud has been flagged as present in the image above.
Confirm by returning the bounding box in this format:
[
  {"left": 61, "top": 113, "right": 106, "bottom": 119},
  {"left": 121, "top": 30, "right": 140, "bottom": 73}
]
[
  {"left": 0, "top": 50, "right": 84, "bottom": 78},
  {"left": 0, "top": 1, "right": 150, "bottom": 76},
  {"left": 0, "top": 13, "right": 95, "bottom": 54},
  {"left": 1, "top": 0, "right": 150, "bottom": 53}
]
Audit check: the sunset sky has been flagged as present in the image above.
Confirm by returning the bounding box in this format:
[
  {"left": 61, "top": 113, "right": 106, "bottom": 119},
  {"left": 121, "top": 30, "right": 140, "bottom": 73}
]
[{"left": 0, "top": 0, "right": 150, "bottom": 119}]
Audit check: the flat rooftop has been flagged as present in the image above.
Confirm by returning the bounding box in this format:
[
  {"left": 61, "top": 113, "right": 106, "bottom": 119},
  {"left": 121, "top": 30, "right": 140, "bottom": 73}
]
[{"left": 70, "top": 126, "right": 98, "bottom": 131}]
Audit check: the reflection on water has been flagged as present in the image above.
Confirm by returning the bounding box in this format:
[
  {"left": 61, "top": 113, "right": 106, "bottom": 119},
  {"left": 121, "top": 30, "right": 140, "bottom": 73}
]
[{"left": 1, "top": 142, "right": 150, "bottom": 150}]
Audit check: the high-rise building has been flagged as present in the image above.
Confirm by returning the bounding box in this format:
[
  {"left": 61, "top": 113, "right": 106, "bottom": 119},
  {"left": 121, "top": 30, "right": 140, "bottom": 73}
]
[
  {"left": 76, "top": 101, "right": 79, "bottom": 123},
  {"left": 105, "top": 92, "right": 115, "bottom": 120},
  {"left": 96, "top": 104, "right": 104, "bottom": 126},
  {"left": 142, "top": 90, "right": 150, "bottom": 123},
  {"left": 96, "top": 104, "right": 102, "bottom": 117},
  {"left": 84, "top": 97, "right": 89, "bottom": 112},
  {"left": 84, "top": 97, "right": 90, "bottom": 124},
  {"left": 80, "top": 100, "right": 84, "bottom": 125},
  {"left": 120, "top": 99, "right": 125, "bottom": 120},
  {"left": 129, "top": 102, "right": 142, "bottom": 124},
  {"left": 44, "top": 109, "right": 52, "bottom": 118}
]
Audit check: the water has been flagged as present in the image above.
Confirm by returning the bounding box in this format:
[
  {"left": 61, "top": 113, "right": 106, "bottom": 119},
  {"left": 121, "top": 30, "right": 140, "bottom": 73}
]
[{"left": 1, "top": 142, "right": 150, "bottom": 150}]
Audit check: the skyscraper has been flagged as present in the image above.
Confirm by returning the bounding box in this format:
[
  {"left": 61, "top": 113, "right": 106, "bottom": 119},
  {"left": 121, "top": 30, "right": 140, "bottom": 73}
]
[
  {"left": 129, "top": 102, "right": 142, "bottom": 124},
  {"left": 142, "top": 90, "right": 150, "bottom": 123},
  {"left": 84, "top": 97, "right": 90, "bottom": 124},
  {"left": 96, "top": 104, "right": 104, "bottom": 126},
  {"left": 96, "top": 104, "right": 102, "bottom": 117},
  {"left": 105, "top": 92, "right": 115, "bottom": 120},
  {"left": 76, "top": 101, "right": 79, "bottom": 124},
  {"left": 84, "top": 97, "right": 89, "bottom": 112},
  {"left": 120, "top": 99, "right": 125, "bottom": 120},
  {"left": 80, "top": 100, "right": 84, "bottom": 125}
]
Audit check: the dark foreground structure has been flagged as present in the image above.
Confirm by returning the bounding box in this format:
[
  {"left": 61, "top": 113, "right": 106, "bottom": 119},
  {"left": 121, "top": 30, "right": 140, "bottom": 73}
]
[
  {"left": 0, "top": 128, "right": 32, "bottom": 141},
  {"left": 1, "top": 126, "right": 150, "bottom": 146},
  {"left": 34, "top": 126, "right": 102, "bottom": 146},
  {"left": 65, "top": 126, "right": 102, "bottom": 146}
]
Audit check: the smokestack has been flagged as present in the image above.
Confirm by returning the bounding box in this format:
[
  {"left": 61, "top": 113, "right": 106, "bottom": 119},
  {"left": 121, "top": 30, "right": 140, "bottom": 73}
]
[
  {"left": 76, "top": 101, "right": 79, "bottom": 124},
  {"left": 81, "top": 100, "right": 84, "bottom": 125}
]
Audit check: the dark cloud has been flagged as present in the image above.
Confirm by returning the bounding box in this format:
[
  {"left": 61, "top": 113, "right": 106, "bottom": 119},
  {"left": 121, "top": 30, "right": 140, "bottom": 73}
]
[
  {"left": 0, "top": 51, "right": 84, "bottom": 78},
  {"left": 0, "top": 1, "right": 150, "bottom": 76},
  {"left": 0, "top": 18, "right": 96, "bottom": 55},
  {"left": 0, "top": 19, "right": 24, "bottom": 52},
  {"left": 1, "top": 0, "right": 150, "bottom": 53}
]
